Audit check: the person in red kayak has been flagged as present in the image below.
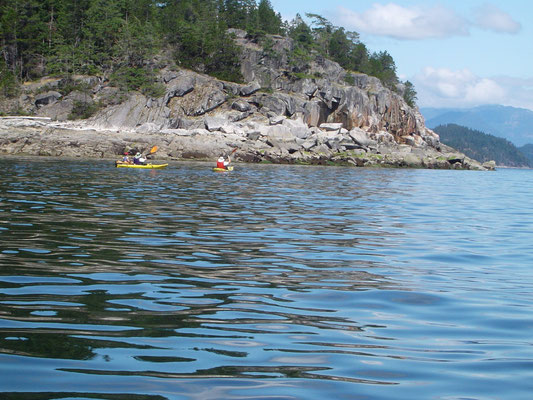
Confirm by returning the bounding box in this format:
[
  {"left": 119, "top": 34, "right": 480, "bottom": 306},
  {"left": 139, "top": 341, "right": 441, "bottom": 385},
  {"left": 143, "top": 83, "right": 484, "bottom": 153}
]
[
  {"left": 216, "top": 154, "right": 231, "bottom": 170},
  {"left": 216, "top": 148, "right": 237, "bottom": 170}
]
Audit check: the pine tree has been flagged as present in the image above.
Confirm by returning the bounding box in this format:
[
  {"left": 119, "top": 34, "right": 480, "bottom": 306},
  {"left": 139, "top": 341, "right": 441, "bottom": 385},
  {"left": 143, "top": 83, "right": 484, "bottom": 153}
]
[
  {"left": 223, "top": 0, "right": 246, "bottom": 29},
  {"left": 402, "top": 81, "right": 417, "bottom": 107},
  {"left": 1, "top": 0, "right": 51, "bottom": 79},
  {"left": 123, "top": 0, "right": 157, "bottom": 25},
  {"left": 82, "top": 0, "right": 123, "bottom": 71},
  {"left": 257, "top": 0, "right": 282, "bottom": 35},
  {"left": 328, "top": 28, "right": 352, "bottom": 66},
  {"left": 288, "top": 14, "right": 313, "bottom": 48},
  {"left": 306, "top": 13, "right": 332, "bottom": 55},
  {"left": 114, "top": 16, "right": 158, "bottom": 68},
  {"left": 366, "top": 51, "right": 398, "bottom": 90}
]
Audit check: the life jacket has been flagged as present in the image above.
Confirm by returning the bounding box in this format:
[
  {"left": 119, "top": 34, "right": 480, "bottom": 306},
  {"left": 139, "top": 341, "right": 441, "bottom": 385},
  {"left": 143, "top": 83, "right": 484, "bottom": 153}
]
[{"left": 216, "top": 159, "right": 227, "bottom": 169}]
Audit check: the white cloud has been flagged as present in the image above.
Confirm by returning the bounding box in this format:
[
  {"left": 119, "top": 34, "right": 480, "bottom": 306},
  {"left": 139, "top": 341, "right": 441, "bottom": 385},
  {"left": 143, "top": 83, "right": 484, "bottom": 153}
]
[
  {"left": 490, "top": 76, "right": 533, "bottom": 111},
  {"left": 413, "top": 69, "right": 533, "bottom": 111},
  {"left": 335, "top": 3, "right": 468, "bottom": 40},
  {"left": 473, "top": 3, "right": 522, "bottom": 34},
  {"left": 465, "top": 78, "right": 506, "bottom": 103},
  {"left": 414, "top": 67, "right": 507, "bottom": 107},
  {"left": 334, "top": 2, "right": 521, "bottom": 40}
]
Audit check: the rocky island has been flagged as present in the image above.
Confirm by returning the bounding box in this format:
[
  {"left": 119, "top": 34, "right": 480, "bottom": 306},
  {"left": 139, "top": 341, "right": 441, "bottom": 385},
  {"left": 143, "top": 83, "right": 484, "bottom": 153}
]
[{"left": 0, "top": 30, "right": 494, "bottom": 171}]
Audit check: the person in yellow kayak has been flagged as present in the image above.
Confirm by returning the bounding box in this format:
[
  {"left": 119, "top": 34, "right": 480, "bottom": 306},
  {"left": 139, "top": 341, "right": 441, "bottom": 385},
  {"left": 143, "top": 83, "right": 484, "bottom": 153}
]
[
  {"left": 133, "top": 152, "right": 147, "bottom": 165},
  {"left": 122, "top": 152, "right": 132, "bottom": 164},
  {"left": 216, "top": 154, "right": 231, "bottom": 170}
]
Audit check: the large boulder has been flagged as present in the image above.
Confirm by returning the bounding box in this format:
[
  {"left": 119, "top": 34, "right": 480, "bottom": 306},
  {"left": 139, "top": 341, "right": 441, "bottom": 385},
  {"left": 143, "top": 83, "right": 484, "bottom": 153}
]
[
  {"left": 35, "top": 91, "right": 61, "bottom": 107},
  {"left": 204, "top": 116, "right": 228, "bottom": 132},
  {"left": 349, "top": 128, "right": 377, "bottom": 147},
  {"left": 164, "top": 73, "right": 195, "bottom": 103},
  {"left": 231, "top": 99, "right": 251, "bottom": 112},
  {"left": 282, "top": 118, "right": 311, "bottom": 139},
  {"left": 240, "top": 81, "right": 261, "bottom": 96},
  {"left": 88, "top": 92, "right": 146, "bottom": 129}
]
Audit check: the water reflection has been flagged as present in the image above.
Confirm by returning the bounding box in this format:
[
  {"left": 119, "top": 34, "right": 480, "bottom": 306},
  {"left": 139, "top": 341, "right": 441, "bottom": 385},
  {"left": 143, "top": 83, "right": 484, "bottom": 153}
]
[{"left": 1, "top": 159, "right": 533, "bottom": 399}]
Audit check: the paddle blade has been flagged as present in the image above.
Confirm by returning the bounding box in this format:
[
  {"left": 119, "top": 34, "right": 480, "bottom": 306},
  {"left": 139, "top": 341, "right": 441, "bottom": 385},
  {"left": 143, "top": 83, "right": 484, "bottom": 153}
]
[{"left": 149, "top": 145, "right": 158, "bottom": 154}]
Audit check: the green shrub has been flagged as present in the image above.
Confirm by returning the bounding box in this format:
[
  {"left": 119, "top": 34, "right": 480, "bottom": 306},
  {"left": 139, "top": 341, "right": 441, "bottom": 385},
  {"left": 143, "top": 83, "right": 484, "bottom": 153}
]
[
  {"left": 141, "top": 82, "right": 166, "bottom": 98},
  {"left": 344, "top": 74, "right": 355, "bottom": 86},
  {"left": 68, "top": 100, "right": 100, "bottom": 120},
  {"left": 110, "top": 66, "right": 166, "bottom": 98}
]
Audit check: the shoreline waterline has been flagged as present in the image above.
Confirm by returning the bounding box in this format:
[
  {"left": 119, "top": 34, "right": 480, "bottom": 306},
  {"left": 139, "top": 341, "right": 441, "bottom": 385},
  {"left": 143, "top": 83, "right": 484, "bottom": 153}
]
[{"left": 0, "top": 118, "right": 494, "bottom": 170}]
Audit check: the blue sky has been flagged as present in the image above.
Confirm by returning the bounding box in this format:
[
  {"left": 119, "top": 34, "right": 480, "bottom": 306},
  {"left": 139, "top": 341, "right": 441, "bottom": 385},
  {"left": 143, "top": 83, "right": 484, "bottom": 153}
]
[{"left": 268, "top": 0, "right": 533, "bottom": 110}]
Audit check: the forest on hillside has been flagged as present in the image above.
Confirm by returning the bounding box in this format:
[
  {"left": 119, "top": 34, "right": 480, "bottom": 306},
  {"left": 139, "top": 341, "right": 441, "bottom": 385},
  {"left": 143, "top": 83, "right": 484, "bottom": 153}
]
[
  {"left": 518, "top": 144, "right": 533, "bottom": 165},
  {"left": 0, "top": 0, "right": 416, "bottom": 105},
  {"left": 434, "top": 123, "right": 531, "bottom": 167}
]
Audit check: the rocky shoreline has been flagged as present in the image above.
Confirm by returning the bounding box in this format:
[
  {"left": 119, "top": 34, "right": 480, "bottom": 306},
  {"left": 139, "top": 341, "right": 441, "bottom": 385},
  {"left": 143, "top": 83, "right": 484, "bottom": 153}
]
[{"left": 0, "top": 116, "right": 495, "bottom": 170}]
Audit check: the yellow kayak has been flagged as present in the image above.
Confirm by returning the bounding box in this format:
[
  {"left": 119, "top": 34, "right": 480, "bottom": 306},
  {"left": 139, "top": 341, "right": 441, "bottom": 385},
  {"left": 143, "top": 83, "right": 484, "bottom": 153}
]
[
  {"left": 213, "top": 166, "right": 234, "bottom": 172},
  {"left": 116, "top": 161, "right": 168, "bottom": 169}
]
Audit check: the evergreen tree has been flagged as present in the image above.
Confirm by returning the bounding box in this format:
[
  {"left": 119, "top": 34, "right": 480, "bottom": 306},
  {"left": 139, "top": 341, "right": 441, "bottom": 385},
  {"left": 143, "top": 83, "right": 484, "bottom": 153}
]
[
  {"left": 164, "top": 0, "right": 242, "bottom": 82},
  {"left": 204, "top": 26, "right": 243, "bottom": 82},
  {"left": 306, "top": 13, "right": 332, "bottom": 55},
  {"left": 366, "top": 51, "right": 398, "bottom": 89},
  {"left": 402, "top": 80, "right": 417, "bottom": 107},
  {"left": 82, "top": 0, "right": 123, "bottom": 71},
  {"left": 53, "top": 0, "right": 91, "bottom": 47},
  {"left": 123, "top": 0, "right": 157, "bottom": 25},
  {"left": 300, "top": 14, "right": 370, "bottom": 75},
  {"left": 349, "top": 41, "right": 369, "bottom": 73},
  {"left": 1, "top": 0, "right": 51, "bottom": 79},
  {"left": 288, "top": 14, "right": 313, "bottom": 48},
  {"left": 241, "top": 0, "right": 259, "bottom": 32},
  {"left": 0, "top": 58, "right": 18, "bottom": 97},
  {"left": 114, "top": 16, "right": 158, "bottom": 68},
  {"left": 257, "top": 0, "right": 282, "bottom": 35},
  {"left": 222, "top": 0, "right": 247, "bottom": 30},
  {"left": 328, "top": 27, "right": 352, "bottom": 66},
  {"left": 0, "top": 0, "right": 20, "bottom": 76}
]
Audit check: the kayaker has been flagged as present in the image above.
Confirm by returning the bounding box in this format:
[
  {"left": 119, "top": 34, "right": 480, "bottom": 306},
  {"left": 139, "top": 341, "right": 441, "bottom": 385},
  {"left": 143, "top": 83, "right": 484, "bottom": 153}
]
[
  {"left": 133, "top": 152, "right": 147, "bottom": 165},
  {"left": 216, "top": 154, "right": 231, "bottom": 170},
  {"left": 122, "top": 153, "right": 132, "bottom": 164}
]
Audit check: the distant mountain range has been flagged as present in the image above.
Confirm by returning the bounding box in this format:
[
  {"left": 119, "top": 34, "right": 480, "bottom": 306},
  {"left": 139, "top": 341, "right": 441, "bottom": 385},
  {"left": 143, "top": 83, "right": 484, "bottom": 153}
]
[{"left": 421, "top": 105, "right": 533, "bottom": 147}]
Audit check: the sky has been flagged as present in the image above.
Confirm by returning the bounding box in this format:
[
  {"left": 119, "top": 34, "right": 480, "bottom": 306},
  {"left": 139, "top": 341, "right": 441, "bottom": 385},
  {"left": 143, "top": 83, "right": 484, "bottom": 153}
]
[{"left": 268, "top": 0, "right": 533, "bottom": 111}]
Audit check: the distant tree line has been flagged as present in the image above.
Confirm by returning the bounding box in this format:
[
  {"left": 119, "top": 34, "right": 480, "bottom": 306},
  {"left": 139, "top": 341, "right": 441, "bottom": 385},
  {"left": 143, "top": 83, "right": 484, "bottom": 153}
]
[
  {"left": 1, "top": 0, "right": 416, "bottom": 105},
  {"left": 434, "top": 123, "right": 531, "bottom": 167},
  {"left": 518, "top": 144, "right": 533, "bottom": 165}
]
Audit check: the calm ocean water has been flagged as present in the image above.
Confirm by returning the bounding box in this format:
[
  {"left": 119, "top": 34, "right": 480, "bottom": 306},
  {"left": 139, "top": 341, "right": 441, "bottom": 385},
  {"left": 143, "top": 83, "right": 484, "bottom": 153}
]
[{"left": 1, "top": 158, "right": 532, "bottom": 400}]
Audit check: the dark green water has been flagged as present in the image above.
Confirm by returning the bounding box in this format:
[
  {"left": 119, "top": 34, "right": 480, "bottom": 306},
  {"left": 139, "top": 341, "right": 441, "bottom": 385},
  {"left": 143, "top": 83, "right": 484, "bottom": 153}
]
[{"left": 1, "top": 158, "right": 532, "bottom": 399}]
